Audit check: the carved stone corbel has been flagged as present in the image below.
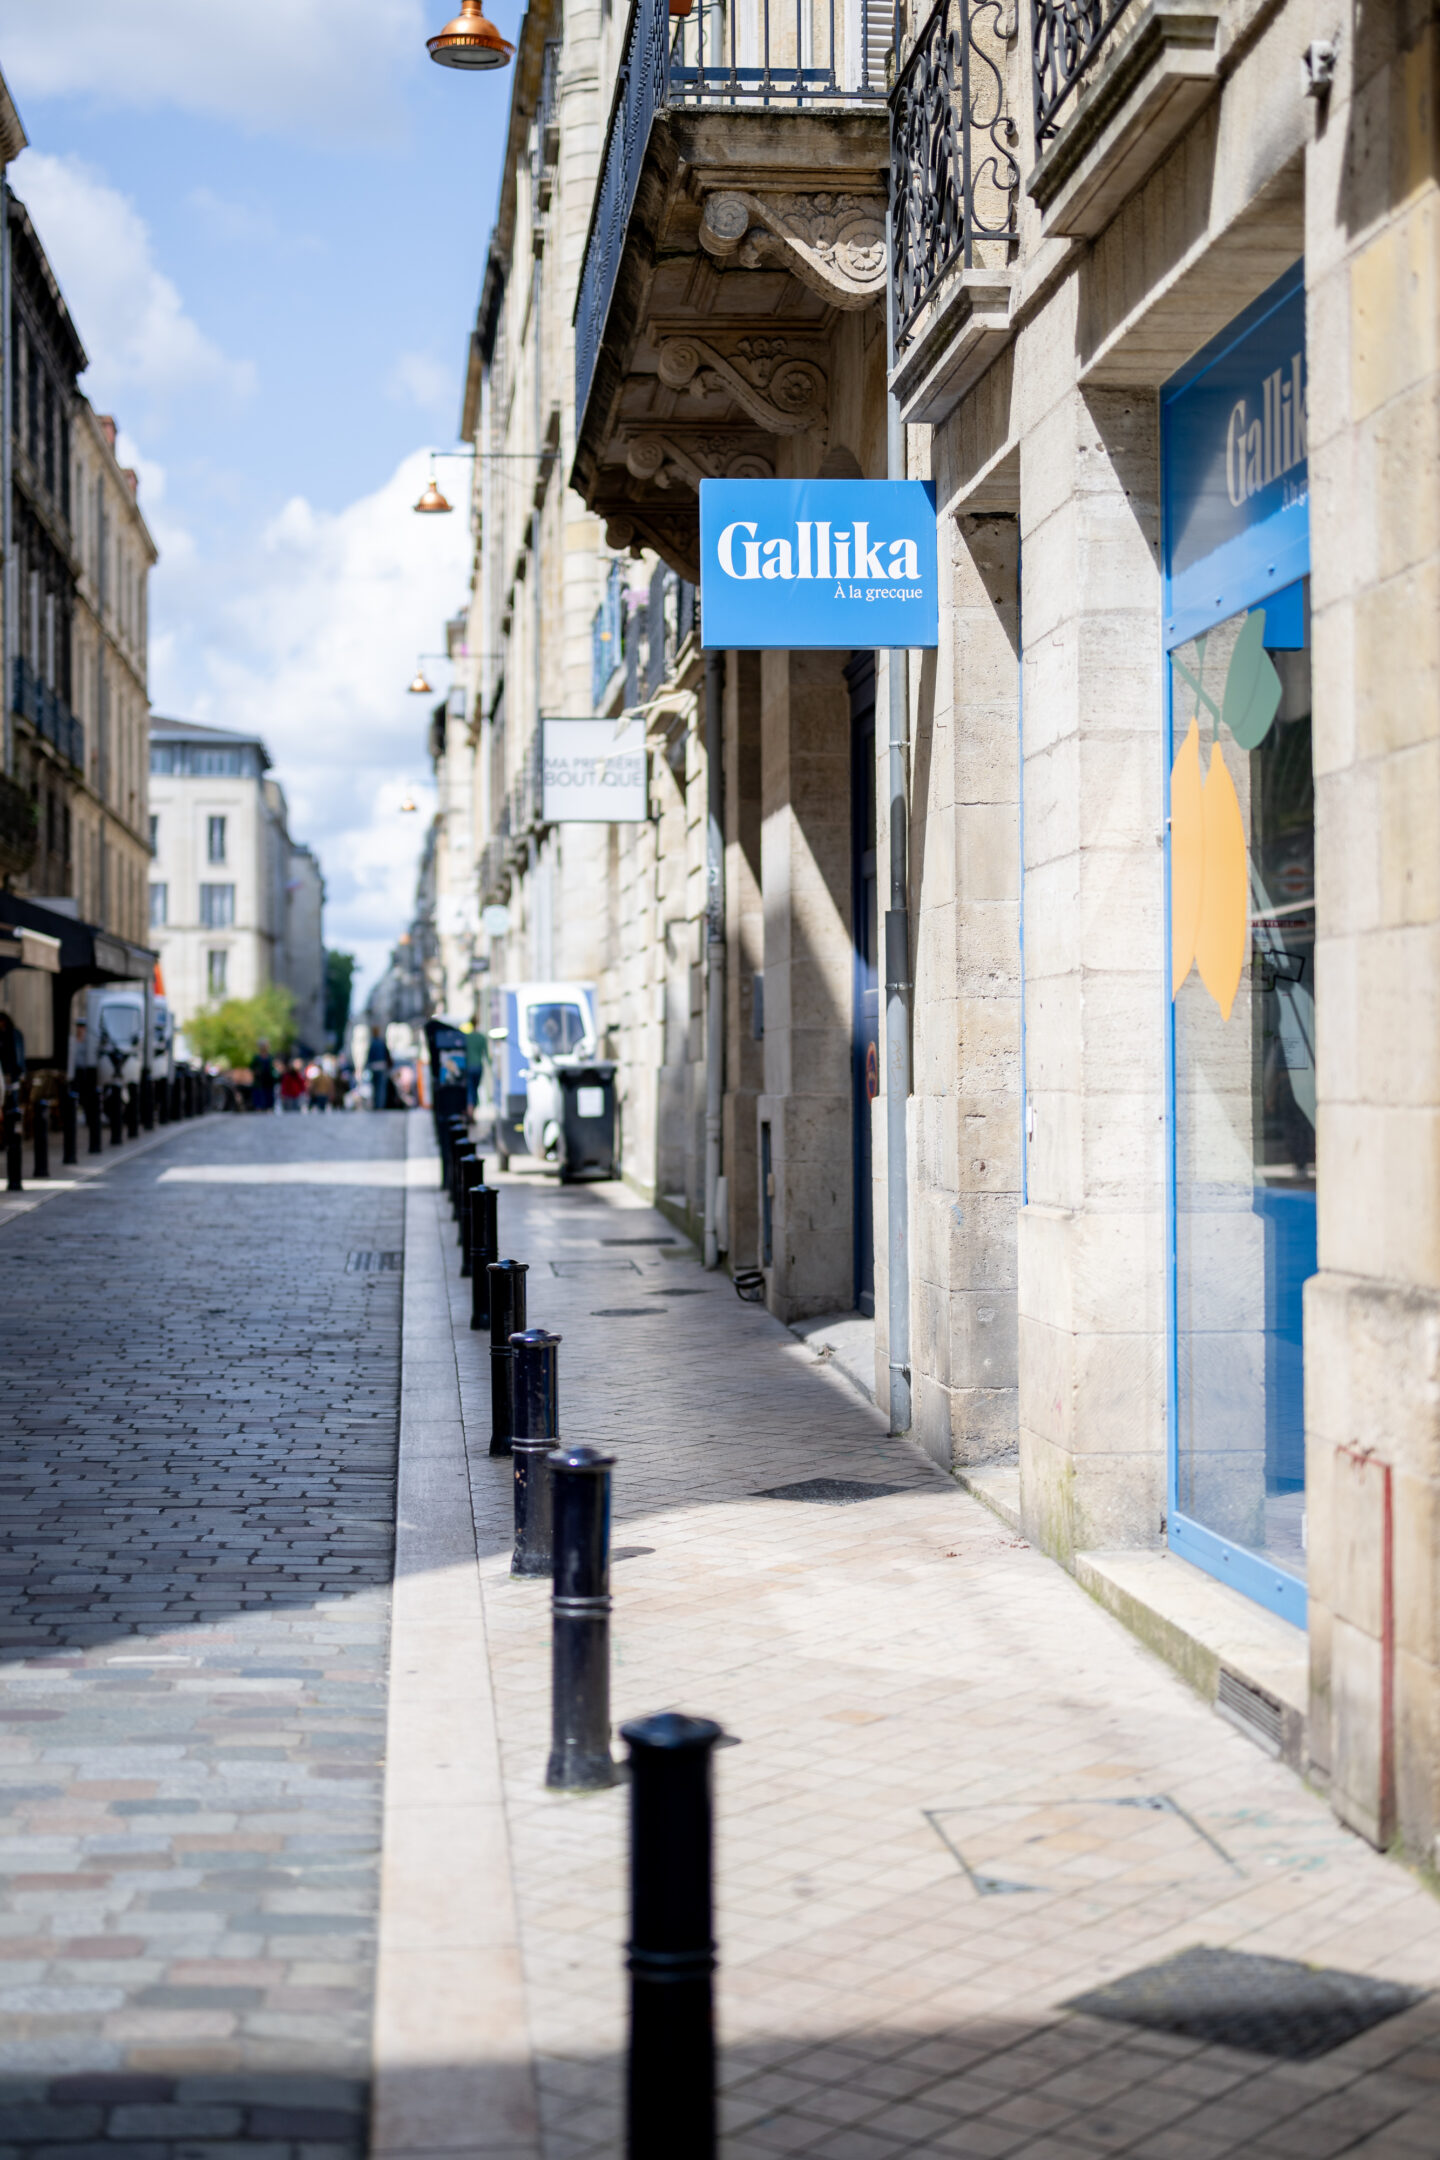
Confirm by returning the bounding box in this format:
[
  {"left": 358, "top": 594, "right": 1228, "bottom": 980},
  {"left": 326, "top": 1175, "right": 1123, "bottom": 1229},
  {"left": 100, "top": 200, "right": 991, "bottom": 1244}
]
[
  {"left": 624, "top": 432, "right": 775, "bottom": 491},
  {"left": 698, "top": 191, "right": 886, "bottom": 309},
  {"left": 656, "top": 334, "right": 828, "bottom": 439}
]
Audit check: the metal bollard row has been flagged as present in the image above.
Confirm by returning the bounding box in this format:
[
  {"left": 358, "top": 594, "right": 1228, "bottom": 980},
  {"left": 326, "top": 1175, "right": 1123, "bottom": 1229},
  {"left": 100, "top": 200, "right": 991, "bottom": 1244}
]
[{"left": 433, "top": 1117, "right": 717, "bottom": 2158}]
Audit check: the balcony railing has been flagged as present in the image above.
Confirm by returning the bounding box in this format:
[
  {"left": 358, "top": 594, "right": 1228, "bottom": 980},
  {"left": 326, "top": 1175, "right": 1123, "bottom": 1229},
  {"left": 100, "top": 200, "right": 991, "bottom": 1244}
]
[
  {"left": 889, "top": 0, "right": 1019, "bottom": 347},
  {"left": 12, "top": 656, "right": 84, "bottom": 772},
  {"left": 1032, "top": 0, "right": 1131, "bottom": 140},
  {"left": 575, "top": 0, "right": 887, "bottom": 420}
]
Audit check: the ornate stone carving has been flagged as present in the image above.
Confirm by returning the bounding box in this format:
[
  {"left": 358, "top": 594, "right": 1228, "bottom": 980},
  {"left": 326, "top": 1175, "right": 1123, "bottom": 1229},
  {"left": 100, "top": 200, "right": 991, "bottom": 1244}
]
[
  {"left": 656, "top": 334, "right": 828, "bottom": 439},
  {"left": 697, "top": 191, "right": 886, "bottom": 309},
  {"left": 623, "top": 431, "right": 774, "bottom": 492}
]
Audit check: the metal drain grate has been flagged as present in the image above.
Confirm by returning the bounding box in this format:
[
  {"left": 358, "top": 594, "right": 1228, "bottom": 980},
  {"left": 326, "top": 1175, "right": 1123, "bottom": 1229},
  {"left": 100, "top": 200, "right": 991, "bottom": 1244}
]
[
  {"left": 590, "top": 1307, "right": 666, "bottom": 1318},
  {"left": 345, "top": 1250, "right": 403, "bottom": 1274},
  {"left": 1066, "top": 1945, "right": 1424, "bottom": 2060},
  {"left": 753, "top": 1478, "right": 906, "bottom": 1505},
  {"left": 1217, "top": 1668, "right": 1285, "bottom": 1755},
  {"left": 599, "top": 1237, "right": 677, "bottom": 1246}
]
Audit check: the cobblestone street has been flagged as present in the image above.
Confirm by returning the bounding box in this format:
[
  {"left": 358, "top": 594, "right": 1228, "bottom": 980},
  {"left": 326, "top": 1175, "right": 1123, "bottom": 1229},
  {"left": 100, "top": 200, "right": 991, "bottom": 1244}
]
[
  {"left": 5, "top": 1111, "right": 1440, "bottom": 2160},
  {"left": 0, "top": 1112, "right": 406, "bottom": 2160}
]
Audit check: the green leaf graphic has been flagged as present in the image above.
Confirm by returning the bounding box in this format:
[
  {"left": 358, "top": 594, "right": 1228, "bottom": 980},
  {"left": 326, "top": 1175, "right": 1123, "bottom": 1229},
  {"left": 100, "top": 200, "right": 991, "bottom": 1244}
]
[{"left": 1221, "top": 609, "right": 1283, "bottom": 750}]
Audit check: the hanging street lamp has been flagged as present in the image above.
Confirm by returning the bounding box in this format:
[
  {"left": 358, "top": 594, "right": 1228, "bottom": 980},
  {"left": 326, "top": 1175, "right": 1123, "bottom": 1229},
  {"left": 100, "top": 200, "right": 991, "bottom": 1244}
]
[{"left": 426, "top": 0, "right": 515, "bottom": 69}]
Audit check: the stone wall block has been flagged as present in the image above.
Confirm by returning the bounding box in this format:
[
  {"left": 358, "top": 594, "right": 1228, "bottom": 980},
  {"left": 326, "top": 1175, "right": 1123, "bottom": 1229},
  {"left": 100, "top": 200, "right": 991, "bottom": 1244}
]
[
  {"left": 1079, "top": 972, "right": 1165, "bottom": 1096},
  {"left": 949, "top": 1381, "right": 1023, "bottom": 1464},
  {"left": 1022, "top": 856, "right": 1081, "bottom": 980},
  {"left": 1023, "top": 734, "right": 1082, "bottom": 871},
  {"left": 954, "top": 993, "right": 1022, "bottom": 1095},
  {"left": 948, "top": 1286, "right": 1019, "bottom": 1394},
  {"left": 1353, "top": 558, "right": 1440, "bottom": 763},
  {"left": 948, "top": 1191, "right": 1022, "bottom": 1290},
  {"left": 1078, "top": 848, "right": 1164, "bottom": 976},
  {"left": 1025, "top": 974, "right": 1082, "bottom": 1093},
  {"left": 957, "top": 1093, "right": 1023, "bottom": 1191},
  {"left": 1314, "top": 765, "right": 1382, "bottom": 938},
  {"left": 1319, "top": 1104, "right": 1440, "bottom": 1289},
  {"left": 1378, "top": 741, "right": 1440, "bottom": 929},
  {"left": 1021, "top": 626, "right": 1079, "bottom": 760},
  {"left": 1026, "top": 1084, "right": 1084, "bottom": 1212},
  {"left": 1078, "top": 735, "right": 1160, "bottom": 852},
  {"left": 1330, "top": 1614, "right": 1389, "bottom": 1847},
  {"left": 957, "top": 897, "right": 1027, "bottom": 997}
]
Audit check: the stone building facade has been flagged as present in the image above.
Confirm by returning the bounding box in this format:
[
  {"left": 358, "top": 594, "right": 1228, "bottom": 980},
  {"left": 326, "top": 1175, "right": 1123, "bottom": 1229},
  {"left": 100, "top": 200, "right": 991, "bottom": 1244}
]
[
  {"left": 147, "top": 718, "right": 326, "bottom": 1051},
  {"left": 425, "top": 0, "right": 1440, "bottom": 1862}
]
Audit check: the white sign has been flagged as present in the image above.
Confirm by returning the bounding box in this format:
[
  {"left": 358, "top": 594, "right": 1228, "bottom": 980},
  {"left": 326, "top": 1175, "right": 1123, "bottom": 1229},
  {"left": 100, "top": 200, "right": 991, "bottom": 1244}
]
[
  {"left": 482, "top": 903, "right": 511, "bottom": 937},
  {"left": 542, "top": 719, "right": 647, "bottom": 823}
]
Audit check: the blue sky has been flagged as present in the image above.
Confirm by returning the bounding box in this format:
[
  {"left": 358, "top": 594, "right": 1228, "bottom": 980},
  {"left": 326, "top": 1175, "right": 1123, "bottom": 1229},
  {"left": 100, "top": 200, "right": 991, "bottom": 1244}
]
[{"left": 0, "top": 0, "right": 521, "bottom": 994}]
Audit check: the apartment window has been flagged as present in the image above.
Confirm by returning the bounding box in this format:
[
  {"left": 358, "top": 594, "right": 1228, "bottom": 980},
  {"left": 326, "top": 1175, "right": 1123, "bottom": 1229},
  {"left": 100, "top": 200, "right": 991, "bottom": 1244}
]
[
  {"left": 149, "top": 883, "right": 168, "bottom": 928},
  {"left": 199, "top": 882, "right": 235, "bottom": 928},
  {"left": 207, "top": 814, "right": 227, "bottom": 863},
  {"left": 207, "top": 949, "right": 228, "bottom": 999},
  {"left": 149, "top": 812, "right": 158, "bottom": 855}
]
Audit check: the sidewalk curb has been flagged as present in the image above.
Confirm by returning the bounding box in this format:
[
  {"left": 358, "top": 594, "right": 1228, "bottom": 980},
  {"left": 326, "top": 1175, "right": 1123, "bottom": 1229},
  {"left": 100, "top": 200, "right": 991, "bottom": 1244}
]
[{"left": 371, "top": 1115, "right": 541, "bottom": 2160}]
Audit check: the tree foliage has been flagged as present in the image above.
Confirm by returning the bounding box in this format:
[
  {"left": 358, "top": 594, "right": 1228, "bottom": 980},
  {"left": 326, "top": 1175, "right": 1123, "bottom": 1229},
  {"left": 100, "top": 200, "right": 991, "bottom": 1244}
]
[
  {"left": 186, "top": 985, "right": 297, "bottom": 1070},
  {"left": 325, "top": 949, "right": 358, "bottom": 1049}
]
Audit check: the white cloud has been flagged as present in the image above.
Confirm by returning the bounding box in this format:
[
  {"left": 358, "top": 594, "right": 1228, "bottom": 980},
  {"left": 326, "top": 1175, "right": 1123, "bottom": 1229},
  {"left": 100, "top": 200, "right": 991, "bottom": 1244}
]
[
  {"left": 11, "top": 152, "right": 254, "bottom": 408},
  {"left": 0, "top": 0, "right": 429, "bottom": 148},
  {"left": 387, "top": 351, "right": 456, "bottom": 421},
  {"left": 150, "top": 450, "right": 471, "bottom": 1002}
]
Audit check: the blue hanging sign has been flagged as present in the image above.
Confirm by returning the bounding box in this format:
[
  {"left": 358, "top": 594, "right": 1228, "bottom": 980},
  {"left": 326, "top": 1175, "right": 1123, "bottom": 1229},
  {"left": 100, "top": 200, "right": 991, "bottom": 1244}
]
[
  {"left": 700, "top": 478, "right": 939, "bottom": 650},
  {"left": 1162, "top": 263, "right": 1308, "bottom": 648}
]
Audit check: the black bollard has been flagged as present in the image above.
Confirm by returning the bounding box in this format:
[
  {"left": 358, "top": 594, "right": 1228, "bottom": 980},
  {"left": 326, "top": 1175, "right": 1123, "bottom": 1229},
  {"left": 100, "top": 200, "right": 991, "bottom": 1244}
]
[
  {"left": 61, "top": 1088, "right": 78, "bottom": 1166},
  {"left": 546, "top": 1446, "right": 617, "bottom": 1790},
  {"left": 451, "top": 1138, "right": 475, "bottom": 1226},
  {"left": 4, "top": 1091, "right": 21, "bottom": 1192},
  {"left": 107, "top": 1084, "right": 124, "bottom": 1146},
  {"left": 440, "top": 1114, "right": 466, "bottom": 1191},
  {"left": 139, "top": 1070, "right": 155, "bottom": 1131},
  {"left": 622, "top": 1712, "right": 721, "bottom": 2160},
  {"left": 487, "top": 1258, "right": 528, "bottom": 1457},
  {"left": 511, "top": 1329, "right": 559, "bottom": 1578},
  {"left": 85, "top": 1082, "right": 102, "bottom": 1156},
  {"left": 125, "top": 1084, "right": 139, "bottom": 1139},
  {"left": 32, "top": 1096, "right": 49, "bottom": 1180},
  {"left": 469, "top": 1183, "right": 498, "bottom": 1331},
  {"left": 458, "top": 1155, "right": 485, "bottom": 1275}
]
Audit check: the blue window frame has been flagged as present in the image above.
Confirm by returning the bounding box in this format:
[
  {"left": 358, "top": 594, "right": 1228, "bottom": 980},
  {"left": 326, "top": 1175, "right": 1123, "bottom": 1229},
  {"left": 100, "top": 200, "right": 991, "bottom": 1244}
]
[{"left": 1161, "top": 263, "right": 1311, "bottom": 1630}]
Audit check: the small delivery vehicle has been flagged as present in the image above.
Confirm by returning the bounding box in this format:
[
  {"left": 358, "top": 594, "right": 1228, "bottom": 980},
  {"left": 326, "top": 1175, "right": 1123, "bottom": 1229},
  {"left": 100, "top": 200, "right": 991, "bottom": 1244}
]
[{"left": 487, "top": 980, "right": 617, "bottom": 1181}]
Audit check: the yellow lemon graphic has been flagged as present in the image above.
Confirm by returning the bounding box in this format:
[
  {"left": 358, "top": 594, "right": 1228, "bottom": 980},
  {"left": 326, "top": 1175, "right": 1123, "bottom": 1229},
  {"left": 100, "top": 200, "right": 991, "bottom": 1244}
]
[
  {"left": 1170, "top": 717, "right": 1203, "bottom": 992},
  {"left": 1195, "top": 745, "right": 1248, "bottom": 1022}
]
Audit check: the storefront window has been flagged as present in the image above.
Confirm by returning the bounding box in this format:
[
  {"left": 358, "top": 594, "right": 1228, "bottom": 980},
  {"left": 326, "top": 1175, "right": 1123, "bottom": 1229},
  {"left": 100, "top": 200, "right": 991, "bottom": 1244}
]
[
  {"left": 1170, "top": 587, "right": 1313, "bottom": 1592},
  {"left": 1161, "top": 261, "right": 1310, "bottom": 1623}
]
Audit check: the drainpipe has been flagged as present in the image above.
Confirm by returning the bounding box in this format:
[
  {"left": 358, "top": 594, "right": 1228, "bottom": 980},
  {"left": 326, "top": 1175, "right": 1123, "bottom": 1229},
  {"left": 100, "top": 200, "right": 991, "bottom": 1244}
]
[
  {"left": 531, "top": 227, "right": 550, "bottom": 979},
  {"left": 1, "top": 180, "right": 13, "bottom": 781},
  {"left": 702, "top": 648, "right": 725, "bottom": 1267},
  {"left": 883, "top": 190, "right": 912, "bottom": 1435}
]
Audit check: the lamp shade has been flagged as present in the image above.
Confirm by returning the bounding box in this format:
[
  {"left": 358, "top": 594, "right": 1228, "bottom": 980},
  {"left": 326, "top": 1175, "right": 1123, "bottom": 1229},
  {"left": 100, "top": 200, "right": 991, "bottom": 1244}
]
[
  {"left": 414, "top": 477, "right": 453, "bottom": 514},
  {"left": 408, "top": 670, "right": 434, "bottom": 696},
  {"left": 427, "top": 0, "right": 515, "bottom": 68}
]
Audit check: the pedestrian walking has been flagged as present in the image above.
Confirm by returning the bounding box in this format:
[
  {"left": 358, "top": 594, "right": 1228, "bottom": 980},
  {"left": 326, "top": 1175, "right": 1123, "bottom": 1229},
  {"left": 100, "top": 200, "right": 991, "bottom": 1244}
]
[
  {"left": 307, "top": 1061, "right": 332, "bottom": 1113},
  {"left": 250, "top": 1039, "right": 277, "bottom": 1113},
  {"left": 279, "top": 1059, "right": 307, "bottom": 1113},
  {"left": 464, "top": 1019, "right": 487, "bottom": 1112},
  {"left": 365, "top": 1029, "right": 391, "bottom": 1112}
]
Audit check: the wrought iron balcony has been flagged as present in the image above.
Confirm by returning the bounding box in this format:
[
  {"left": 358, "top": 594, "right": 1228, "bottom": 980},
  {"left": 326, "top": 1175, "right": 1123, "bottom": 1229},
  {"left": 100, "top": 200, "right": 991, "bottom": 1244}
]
[
  {"left": 1032, "top": 0, "right": 1132, "bottom": 140},
  {"left": 575, "top": 0, "right": 887, "bottom": 422},
  {"left": 13, "top": 656, "right": 84, "bottom": 772},
  {"left": 889, "top": 0, "right": 1019, "bottom": 349}
]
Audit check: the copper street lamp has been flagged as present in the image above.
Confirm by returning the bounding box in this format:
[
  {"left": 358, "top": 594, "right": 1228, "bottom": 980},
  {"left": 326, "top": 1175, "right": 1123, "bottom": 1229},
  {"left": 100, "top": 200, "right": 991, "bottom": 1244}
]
[{"left": 426, "top": 0, "right": 514, "bottom": 68}]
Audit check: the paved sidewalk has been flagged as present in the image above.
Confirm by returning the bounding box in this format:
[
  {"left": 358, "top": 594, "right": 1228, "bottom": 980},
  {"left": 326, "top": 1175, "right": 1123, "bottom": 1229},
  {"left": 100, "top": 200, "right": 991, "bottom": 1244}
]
[
  {"left": 397, "top": 1122, "right": 1440, "bottom": 2160},
  {"left": 0, "top": 1110, "right": 410, "bottom": 2160}
]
